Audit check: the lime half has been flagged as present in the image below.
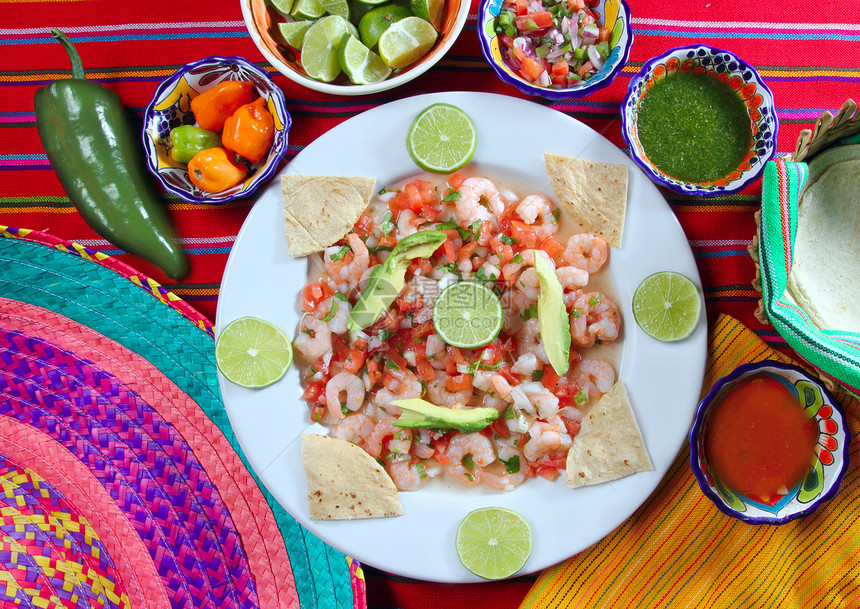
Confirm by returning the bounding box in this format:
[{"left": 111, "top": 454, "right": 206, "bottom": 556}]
[
  {"left": 432, "top": 281, "right": 503, "bottom": 349},
  {"left": 456, "top": 507, "right": 532, "bottom": 580},
  {"left": 215, "top": 317, "right": 293, "bottom": 388},
  {"left": 377, "top": 16, "right": 437, "bottom": 69},
  {"left": 406, "top": 103, "right": 477, "bottom": 173},
  {"left": 632, "top": 271, "right": 702, "bottom": 342}
]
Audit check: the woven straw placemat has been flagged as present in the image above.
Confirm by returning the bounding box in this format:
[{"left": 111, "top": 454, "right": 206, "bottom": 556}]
[{"left": 0, "top": 227, "right": 365, "bottom": 609}]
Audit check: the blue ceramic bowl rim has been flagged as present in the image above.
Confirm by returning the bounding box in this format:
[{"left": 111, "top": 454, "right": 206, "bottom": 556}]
[
  {"left": 688, "top": 359, "right": 852, "bottom": 525},
  {"left": 141, "top": 55, "right": 291, "bottom": 205},
  {"left": 476, "top": 0, "right": 633, "bottom": 100},
  {"left": 620, "top": 44, "right": 778, "bottom": 198}
]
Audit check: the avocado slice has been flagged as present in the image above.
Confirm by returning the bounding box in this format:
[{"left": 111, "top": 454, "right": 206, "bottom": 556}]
[
  {"left": 348, "top": 230, "right": 447, "bottom": 332},
  {"left": 534, "top": 253, "right": 571, "bottom": 375},
  {"left": 390, "top": 398, "right": 499, "bottom": 434}
]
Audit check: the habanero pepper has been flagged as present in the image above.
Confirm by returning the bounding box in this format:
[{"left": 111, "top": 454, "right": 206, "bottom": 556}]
[
  {"left": 34, "top": 29, "right": 189, "bottom": 279},
  {"left": 187, "top": 148, "right": 247, "bottom": 194},
  {"left": 169, "top": 125, "right": 222, "bottom": 164},
  {"left": 190, "top": 80, "right": 255, "bottom": 132},
  {"left": 221, "top": 97, "right": 275, "bottom": 164}
]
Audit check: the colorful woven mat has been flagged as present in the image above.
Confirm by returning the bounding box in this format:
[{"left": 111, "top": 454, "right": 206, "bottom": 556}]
[
  {"left": 0, "top": 227, "right": 365, "bottom": 609},
  {"left": 757, "top": 156, "right": 860, "bottom": 396},
  {"left": 520, "top": 313, "right": 860, "bottom": 609}
]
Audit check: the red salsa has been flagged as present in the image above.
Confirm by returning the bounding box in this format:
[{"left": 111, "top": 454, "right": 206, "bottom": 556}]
[{"left": 704, "top": 375, "right": 818, "bottom": 502}]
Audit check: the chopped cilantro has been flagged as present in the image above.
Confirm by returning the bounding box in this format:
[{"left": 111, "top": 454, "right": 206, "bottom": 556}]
[
  {"left": 380, "top": 210, "right": 394, "bottom": 235},
  {"left": 499, "top": 234, "right": 518, "bottom": 245},
  {"left": 522, "top": 304, "right": 538, "bottom": 321},
  {"left": 443, "top": 189, "right": 462, "bottom": 203},
  {"left": 531, "top": 369, "right": 545, "bottom": 382},
  {"left": 500, "top": 455, "right": 521, "bottom": 474},
  {"left": 329, "top": 244, "right": 350, "bottom": 261},
  {"left": 551, "top": 208, "right": 561, "bottom": 224}
]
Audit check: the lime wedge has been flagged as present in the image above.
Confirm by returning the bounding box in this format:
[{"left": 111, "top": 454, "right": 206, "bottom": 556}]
[
  {"left": 338, "top": 34, "right": 392, "bottom": 84},
  {"left": 534, "top": 253, "right": 570, "bottom": 375},
  {"left": 319, "top": 0, "right": 350, "bottom": 19},
  {"left": 292, "top": 0, "right": 326, "bottom": 19},
  {"left": 377, "top": 16, "right": 437, "bottom": 69},
  {"left": 215, "top": 317, "right": 293, "bottom": 388},
  {"left": 354, "top": 0, "right": 389, "bottom": 5},
  {"left": 278, "top": 20, "right": 312, "bottom": 48},
  {"left": 410, "top": 0, "right": 445, "bottom": 30},
  {"left": 455, "top": 507, "right": 532, "bottom": 580},
  {"left": 432, "top": 281, "right": 503, "bottom": 349},
  {"left": 301, "top": 15, "right": 353, "bottom": 81},
  {"left": 358, "top": 3, "right": 412, "bottom": 49},
  {"left": 632, "top": 271, "right": 702, "bottom": 342},
  {"left": 406, "top": 103, "right": 477, "bottom": 173},
  {"left": 270, "top": 0, "right": 297, "bottom": 16}
]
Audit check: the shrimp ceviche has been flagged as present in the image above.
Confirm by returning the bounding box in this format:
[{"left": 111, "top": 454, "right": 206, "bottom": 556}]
[{"left": 295, "top": 171, "right": 621, "bottom": 492}]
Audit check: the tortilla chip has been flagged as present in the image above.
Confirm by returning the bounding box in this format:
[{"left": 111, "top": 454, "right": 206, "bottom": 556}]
[
  {"left": 787, "top": 158, "right": 860, "bottom": 334},
  {"left": 282, "top": 175, "right": 376, "bottom": 257},
  {"left": 545, "top": 153, "right": 629, "bottom": 248},
  {"left": 566, "top": 382, "right": 653, "bottom": 488},
  {"left": 301, "top": 434, "right": 403, "bottom": 520}
]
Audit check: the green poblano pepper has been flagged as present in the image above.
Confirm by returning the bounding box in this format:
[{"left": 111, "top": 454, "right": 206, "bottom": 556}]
[
  {"left": 34, "top": 29, "right": 189, "bottom": 279},
  {"left": 169, "top": 125, "right": 223, "bottom": 164}
]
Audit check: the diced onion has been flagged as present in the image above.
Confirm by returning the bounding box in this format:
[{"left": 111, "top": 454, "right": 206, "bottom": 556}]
[
  {"left": 510, "top": 386, "right": 535, "bottom": 414},
  {"left": 559, "top": 406, "right": 585, "bottom": 422},
  {"left": 587, "top": 45, "right": 605, "bottom": 70}
]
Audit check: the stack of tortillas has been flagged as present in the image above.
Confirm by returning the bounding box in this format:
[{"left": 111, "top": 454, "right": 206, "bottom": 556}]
[{"left": 281, "top": 175, "right": 376, "bottom": 257}]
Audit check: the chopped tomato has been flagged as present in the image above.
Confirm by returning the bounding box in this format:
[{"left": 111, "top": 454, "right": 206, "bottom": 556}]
[
  {"left": 539, "top": 235, "right": 565, "bottom": 260},
  {"left": 577, "top": 60, "right": 595, "bottom": 78},
  {"left": 536, "top": 465, "right": 562, "bottom": 481},
  {"left": 416, "top": 358, "right": 436, "bottom": 382},
  {"left": 567, "top": 0, "right": 585, "bottom": 8},
  {"left": 510, "top": 221, "right": 538, "bottom": 249},
  {"left": 431, "top": 434, "right": 452, "bottom": 465},
  {"left": 515, "top": 11, "right": 554, "bottom": 30},
  {"left": 302, "top": 381, "right": 324, "bottom": 402},
  {"left": 446, "top": 373, "right": 473, "bottom": 392},
  {"left": 447, "top": 346, "right": 465, "bottom": 364},
  {"left": 302, "top": 283, "right": 333, "bottom": 312},
  {"left": 353, "top": 214, "right": 374, "bottom": 237},
  {"left": 563, "top": 418, "right": 581, "bottom": 438},
  {"left": 490, "top": 417, "right": 511, "bottom": 439},
  {"left": 387, "top": 349, "right": 409, "bottom": 371},
  {"left": 598, "top": 26, "right": 611, "bottom": 43},
  {"left": 448, "top": 172, "right": 467, "bottom": 190},
  {"left": 365, "top": 359, "right": 382, "bottom": 389},
  {"left": 520, "top": 56, "right": 547, "bottom": 83},
  {"left": 514, "top": 0, "right": 528, "bottom": 15},
  {"left": 342, "top": 349, "right": 365, "bottom": 374},
  {"left": 498, "top": 366, "right": 520, "bottom": 386},
  {"left": 541, "top": 367, "right": 561, "bottom": 390},
  {"left": 443, "top": 239, "right": 457, "bottom": 263},
  {"left": 309, "top": 403, "right": 326, "bottom": 423}
]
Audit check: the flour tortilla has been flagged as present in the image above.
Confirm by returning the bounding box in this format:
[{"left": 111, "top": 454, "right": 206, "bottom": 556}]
[
  {"left": 566, "top": 382, "right": 653, "bottom": 488},
  {"left": 787, "top": 158, "right": 860, "bottom": 334},
  {"left": 301, "top": 434, "right": 403, "bottom": 520},
  {"left": 544, "top": 153, "right": 629, "bottom": 248},
  {"left": 282, "top": 175, "right": 376, "bottom": 257}
]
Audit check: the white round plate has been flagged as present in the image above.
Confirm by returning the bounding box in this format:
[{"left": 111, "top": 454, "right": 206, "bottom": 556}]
[{"left": 216, "top": 91, "right": 707, "bottom": 583}]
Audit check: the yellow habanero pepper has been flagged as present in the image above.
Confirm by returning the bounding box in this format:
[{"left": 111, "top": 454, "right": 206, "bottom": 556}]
[
  {"left": 221, "top": 97, "right": 275, "bottom": 164},
  {"left": 187, "top": 147, "right": 247, "bottom": 193}
]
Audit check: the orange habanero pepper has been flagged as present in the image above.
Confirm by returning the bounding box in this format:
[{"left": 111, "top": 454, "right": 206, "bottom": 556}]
[
  {"left": 190, "top": 80, "right": 255, "bottom": 132},
  {"left": 187, "top": 147, "right": 247, "bottom": 193},
  {"left": 221, "top": 97, "right": 275, "bottom": 164}
]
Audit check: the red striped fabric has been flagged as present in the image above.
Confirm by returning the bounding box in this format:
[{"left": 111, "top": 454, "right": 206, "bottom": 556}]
[{"left": 3, "top": 0, "right": 858, "bottom": 607}]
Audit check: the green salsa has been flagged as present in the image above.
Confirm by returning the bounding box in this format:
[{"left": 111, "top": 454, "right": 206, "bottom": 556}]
[{"left": 636, "top": 70, "right": 751, "bottom": 183}]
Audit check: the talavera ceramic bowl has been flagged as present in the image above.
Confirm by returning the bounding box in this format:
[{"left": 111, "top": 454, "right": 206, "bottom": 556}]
[
  {"left": 620, "top": 44, "right": 777, "bottom": 197},
  {"left": 477, "top": 0, "right": 633, "bottom": 100},
  {"left": 689, "top": 360, "right": 851, "bottom": 525},
  {"left": 142, "top": 56, "right": 291, "bottom": 204}
]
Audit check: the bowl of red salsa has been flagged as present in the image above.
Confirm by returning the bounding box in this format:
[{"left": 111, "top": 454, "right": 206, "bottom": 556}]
[
  {"left": 689, "top": 360, "right": 851, "bottom": 524},
  {"left": 620, "top": 44, "right": 777, "bottom": 197}
]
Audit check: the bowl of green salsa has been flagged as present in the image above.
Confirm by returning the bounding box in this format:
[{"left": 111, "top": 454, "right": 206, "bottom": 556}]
[{"left": 620, "top": 45, "right": 777, "bottom": 197}]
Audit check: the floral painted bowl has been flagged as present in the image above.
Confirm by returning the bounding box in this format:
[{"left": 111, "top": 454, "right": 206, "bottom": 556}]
[
  {"left": 690, "top": 360, "right": 851, "bottom": 525},
  {"left": 477, "top": 0, "right": 633, "bottom": 100},
  {"left": 142, "top": 56, "right": 291, "bottom": 205},
  {"left": 620, "top": 44, "right": 777, "bottom": 197}
]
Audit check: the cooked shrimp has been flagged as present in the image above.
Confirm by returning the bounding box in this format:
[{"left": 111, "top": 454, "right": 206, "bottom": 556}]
[
  {"left": 365, "top": 417, "right": 413, "bottom": 461},
  {"left": 325, "top": 372, "right": 365, "bottom": 419},
  {"left": 515, "top": 194, "right": 559, "bottom": 239},
  {"left": 570, "top": 292, "right": 621, "bottom": 347},
  {"left": 425, "top": 334, "right": 448, "bottom": 370},
  {"left": 481, "top": 446, "right": 527, "bottom": 491},
  {"left": 520, "top": 381, "right": 560, "bottom": 419},
  {"left": 501, "top": 249, "right": 555, "bottom": 284},
  {"left": 523, "top": 417, "right": 572, "bottom": 462},
  {"left": 396, "top": 209, "right": 418, "bottom": 238},
  {"left": 387, "top": 458, "right": 437, "bottom": 491},
  {"left": 555, "top": 266, "right": 590, "bottom": 291},
  {"left": 517, "top": 317, "right": 549, "bottom": 365},
  {"left": 425, "top": 371, "right": 474, "bottom": 408},
  {"left": 324, "top": 233, "right": 369, "bottom": 291},
  {"left": 573, "top": 359, "right": 615, "bottom": 404},
  {"left": 332, "top": 413, "right": 375, "bottom": 445},
  {"left": 314, "top": 295, "right": 351, "bottom": 335},
  {"left": 446, "top": 432, "right": 495, "bottom": 487},
  {"left": 517, "top": 267, "right": 541, "bottom": 301},
  {"left": 459, "top": 177, "right": 507, "bottom": 216},
  {"left": 294, "top": 316, "right": 332, "bottom": 362},
  {"left": 562, "top": 233, "right": 609, "bottom": 273},
  {"left": 374, "top": 370, "right": 422, "bottom": 415}
]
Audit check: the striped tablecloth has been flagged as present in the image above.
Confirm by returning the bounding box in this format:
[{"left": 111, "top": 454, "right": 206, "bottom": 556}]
[{"left": 2, "top": 1, "right": 858, "bottom": 607}]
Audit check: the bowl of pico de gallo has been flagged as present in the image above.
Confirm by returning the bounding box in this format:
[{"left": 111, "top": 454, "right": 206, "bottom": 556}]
[{"left": 477, "top": 0, "right": 633, "bottom": 100}]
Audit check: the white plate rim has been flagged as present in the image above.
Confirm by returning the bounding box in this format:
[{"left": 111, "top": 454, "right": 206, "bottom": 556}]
[{"left": 215, "top": 91, "right": 708, "bottom": 583}]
